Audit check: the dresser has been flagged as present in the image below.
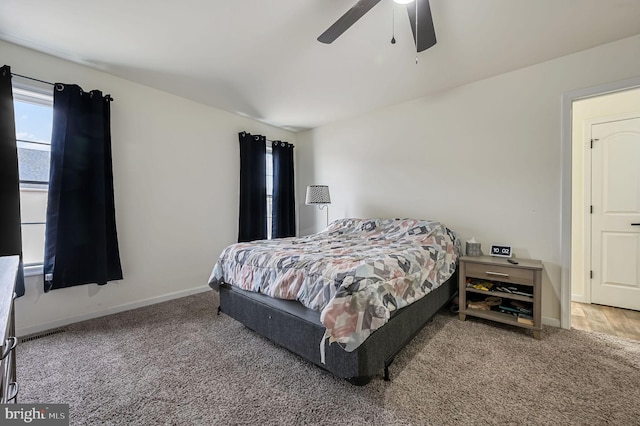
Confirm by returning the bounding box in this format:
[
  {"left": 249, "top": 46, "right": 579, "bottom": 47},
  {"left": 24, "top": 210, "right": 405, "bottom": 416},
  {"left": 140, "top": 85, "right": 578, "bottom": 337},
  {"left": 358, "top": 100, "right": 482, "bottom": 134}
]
[{"left": 0, "top": 255, "right": 18, "bottom": 403}]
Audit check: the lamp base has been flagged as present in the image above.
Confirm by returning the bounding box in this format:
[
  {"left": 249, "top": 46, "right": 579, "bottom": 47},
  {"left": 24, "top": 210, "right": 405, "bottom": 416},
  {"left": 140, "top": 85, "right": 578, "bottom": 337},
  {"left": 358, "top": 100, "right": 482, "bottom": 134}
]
[{"left": 318, "top": 205, "right": 329, "bottom": 229}]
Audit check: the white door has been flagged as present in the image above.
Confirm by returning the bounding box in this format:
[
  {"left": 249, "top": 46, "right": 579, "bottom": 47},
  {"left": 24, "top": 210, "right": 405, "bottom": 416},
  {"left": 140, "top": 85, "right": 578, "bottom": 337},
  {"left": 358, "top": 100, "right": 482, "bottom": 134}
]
[{"left": 591, "top": 116, "right": 640, "bottom": 311}]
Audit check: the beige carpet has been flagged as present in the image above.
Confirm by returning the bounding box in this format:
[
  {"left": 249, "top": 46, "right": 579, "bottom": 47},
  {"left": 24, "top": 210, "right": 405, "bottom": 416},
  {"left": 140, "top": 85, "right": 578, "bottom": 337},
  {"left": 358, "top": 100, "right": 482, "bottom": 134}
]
[{"left": 16, "top": 292, "right": 640, "bottom": 425}]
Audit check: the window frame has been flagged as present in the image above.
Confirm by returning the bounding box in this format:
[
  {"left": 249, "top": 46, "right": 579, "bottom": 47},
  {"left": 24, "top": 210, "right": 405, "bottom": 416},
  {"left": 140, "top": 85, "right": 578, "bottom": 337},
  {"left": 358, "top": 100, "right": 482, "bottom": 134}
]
[
  {"left": 266, "top": 142, "right": 273, "bottom": 240},
  {"left": 12, "top": 78, "right": 54, "bottom": 275}
]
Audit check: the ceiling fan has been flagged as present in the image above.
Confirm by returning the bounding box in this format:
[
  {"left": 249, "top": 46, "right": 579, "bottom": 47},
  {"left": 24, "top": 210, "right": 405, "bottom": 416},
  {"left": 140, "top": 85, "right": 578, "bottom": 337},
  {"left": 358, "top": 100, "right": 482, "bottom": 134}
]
[{"left": 318, "top": 0, "right": 436, "bottom": 52}]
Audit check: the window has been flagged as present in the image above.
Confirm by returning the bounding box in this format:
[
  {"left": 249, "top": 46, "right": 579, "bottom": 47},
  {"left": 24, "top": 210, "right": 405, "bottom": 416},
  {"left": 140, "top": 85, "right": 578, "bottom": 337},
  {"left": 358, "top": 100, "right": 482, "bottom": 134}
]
[
  {"left": 12, "top": 83, "right": 53, "bottom": 266},
  {"left": 266, "top": 142, "right": 273, "bottom": 239}
]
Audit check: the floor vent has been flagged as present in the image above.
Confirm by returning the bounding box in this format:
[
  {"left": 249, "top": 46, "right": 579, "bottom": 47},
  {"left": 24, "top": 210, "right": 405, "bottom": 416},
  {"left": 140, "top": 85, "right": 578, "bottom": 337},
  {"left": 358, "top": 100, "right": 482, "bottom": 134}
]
[{"left": 20, "top": 329, "right": 66, "bottom": 343}]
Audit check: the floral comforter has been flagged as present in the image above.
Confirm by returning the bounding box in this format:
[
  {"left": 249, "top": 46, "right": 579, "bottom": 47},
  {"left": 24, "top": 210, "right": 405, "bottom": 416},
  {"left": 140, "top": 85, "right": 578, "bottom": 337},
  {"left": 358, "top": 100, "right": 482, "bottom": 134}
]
[{"left": 209, "top": 218, "right": 460, "bottom": 353}]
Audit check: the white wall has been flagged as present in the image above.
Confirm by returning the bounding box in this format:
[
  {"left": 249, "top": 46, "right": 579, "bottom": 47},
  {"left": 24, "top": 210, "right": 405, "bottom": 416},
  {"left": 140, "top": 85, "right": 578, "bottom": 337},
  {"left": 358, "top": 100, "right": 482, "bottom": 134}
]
[
  {"left": 571, "top": 87, "right": 640, "bottom": 302},
  {"left": 2, "top": 40, "right": 296, "bottom": 336},
  {"left": 297, "top": 34, "right": 640, "bottom": 324}
]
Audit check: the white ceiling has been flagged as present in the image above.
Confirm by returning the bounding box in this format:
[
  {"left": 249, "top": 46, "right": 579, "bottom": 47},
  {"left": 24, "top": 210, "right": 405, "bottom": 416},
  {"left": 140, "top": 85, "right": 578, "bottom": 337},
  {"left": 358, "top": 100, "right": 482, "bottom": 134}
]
[{"left": 1, "top": 0, "right": 640, "bottom": 132}]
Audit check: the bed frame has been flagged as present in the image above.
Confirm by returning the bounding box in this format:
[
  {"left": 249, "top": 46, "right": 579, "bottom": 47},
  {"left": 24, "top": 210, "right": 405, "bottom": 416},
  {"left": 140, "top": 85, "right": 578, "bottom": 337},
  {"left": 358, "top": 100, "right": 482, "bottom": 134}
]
[{"left": 212, "top": 273, "right": 457, "bottom": 385}]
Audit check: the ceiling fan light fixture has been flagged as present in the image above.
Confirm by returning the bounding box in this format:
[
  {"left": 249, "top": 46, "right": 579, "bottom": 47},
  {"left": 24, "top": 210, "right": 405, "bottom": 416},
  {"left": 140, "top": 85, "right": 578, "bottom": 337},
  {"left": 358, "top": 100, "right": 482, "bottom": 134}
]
[{"left": 318, "top": 0, "right": 436, "bottom": 52}]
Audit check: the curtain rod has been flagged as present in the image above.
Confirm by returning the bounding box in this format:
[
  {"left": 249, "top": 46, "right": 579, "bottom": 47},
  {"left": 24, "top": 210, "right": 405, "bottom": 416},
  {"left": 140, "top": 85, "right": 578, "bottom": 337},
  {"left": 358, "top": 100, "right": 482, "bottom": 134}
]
[
  {"left": 240, "top": 131, "right": 293, "bottom": 147},
  {"left": 266, "top": 139, "right": 294, "bottom": 147},
  {"left": 12, "top": 72, "right": 54, "bottom": 86},
  {"left": 12, "top": 72, "right": 114, "bottom": 102}
]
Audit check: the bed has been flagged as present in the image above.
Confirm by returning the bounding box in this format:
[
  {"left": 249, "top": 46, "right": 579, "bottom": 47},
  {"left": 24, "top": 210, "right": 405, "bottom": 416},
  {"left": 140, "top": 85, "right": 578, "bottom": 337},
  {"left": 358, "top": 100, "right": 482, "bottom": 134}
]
[{"left": 208, "top": 218, "right": 461, "bottom": 385}]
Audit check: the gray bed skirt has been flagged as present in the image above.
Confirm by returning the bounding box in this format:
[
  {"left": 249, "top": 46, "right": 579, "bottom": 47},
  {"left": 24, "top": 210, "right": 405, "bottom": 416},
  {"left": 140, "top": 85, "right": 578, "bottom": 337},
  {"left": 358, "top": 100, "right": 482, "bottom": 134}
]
[{"left": 213, "top": 274, "right": 457, "bottom": 385}]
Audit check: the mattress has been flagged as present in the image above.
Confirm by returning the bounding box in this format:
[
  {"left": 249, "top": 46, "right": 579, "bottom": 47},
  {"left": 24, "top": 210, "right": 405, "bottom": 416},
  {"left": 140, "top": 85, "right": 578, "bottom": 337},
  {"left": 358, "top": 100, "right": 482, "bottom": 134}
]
[{"left": 210, "top": 218, "right": 460, "bottom": 353}]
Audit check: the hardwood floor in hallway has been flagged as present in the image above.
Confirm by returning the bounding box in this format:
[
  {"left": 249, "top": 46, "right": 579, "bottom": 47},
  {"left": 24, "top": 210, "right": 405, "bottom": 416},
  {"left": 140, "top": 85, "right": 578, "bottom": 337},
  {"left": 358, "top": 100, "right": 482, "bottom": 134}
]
[{"left": 572, "top": 302, "right": 640, "bottom": 341}]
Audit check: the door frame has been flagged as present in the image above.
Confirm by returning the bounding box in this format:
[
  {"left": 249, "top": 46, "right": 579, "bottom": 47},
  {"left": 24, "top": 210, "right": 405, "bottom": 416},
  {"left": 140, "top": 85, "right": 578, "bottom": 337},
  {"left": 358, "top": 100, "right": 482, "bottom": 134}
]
[{"left": 560, "top": 76, "right": 640, "bottom": 329}]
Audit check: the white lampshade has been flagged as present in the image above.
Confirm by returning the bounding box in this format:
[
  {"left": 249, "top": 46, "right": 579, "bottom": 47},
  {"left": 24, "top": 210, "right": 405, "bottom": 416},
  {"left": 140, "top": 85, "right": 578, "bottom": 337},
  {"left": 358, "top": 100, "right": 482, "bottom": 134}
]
[
  {"left": 394, "top": 0, "right": 415, "bottom": 4},
  {"left": 305, "top": 185, "right": 331, "bottom": 205}
]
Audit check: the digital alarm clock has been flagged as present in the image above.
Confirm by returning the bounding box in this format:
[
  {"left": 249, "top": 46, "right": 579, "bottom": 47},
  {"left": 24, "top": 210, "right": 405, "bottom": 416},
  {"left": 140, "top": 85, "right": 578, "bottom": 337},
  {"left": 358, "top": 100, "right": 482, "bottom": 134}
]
[{"left": 490, "top": 244, "right": 512, "bottom": 258}]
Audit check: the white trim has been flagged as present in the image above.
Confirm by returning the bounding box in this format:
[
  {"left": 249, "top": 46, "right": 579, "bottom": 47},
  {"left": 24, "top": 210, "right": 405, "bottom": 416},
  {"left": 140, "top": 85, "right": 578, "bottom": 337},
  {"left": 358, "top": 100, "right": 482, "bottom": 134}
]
[
  {"left": 16, "top": 285, "right": 211, "bottom": 337},
  {"left": 23, "top": 264, "right": 43, "bottom": 277},
  {"left": 571, "top": 295, "right": 588, "bottom": 304},
  {"left": 561, "top": 90, "right": 573, "bottom": 330},
  {"left": 560, "top": 75, "right": 640, "bottom": 330},
  {"left": 543, "top": 316, "right": 561, "bottom": 328}
]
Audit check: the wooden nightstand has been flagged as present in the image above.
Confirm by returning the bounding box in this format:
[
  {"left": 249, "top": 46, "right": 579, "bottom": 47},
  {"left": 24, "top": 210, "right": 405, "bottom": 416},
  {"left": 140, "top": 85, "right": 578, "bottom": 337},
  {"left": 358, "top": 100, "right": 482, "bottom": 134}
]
[{"left": 458, "top": 255, "right": 543, "bottom": 339}]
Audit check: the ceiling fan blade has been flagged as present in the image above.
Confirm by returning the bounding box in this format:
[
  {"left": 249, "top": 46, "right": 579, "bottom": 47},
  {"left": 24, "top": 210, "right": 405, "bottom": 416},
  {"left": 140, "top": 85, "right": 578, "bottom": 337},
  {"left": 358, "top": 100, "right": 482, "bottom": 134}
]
[
  {"left": 318, "top": 0, "right": 383, "bottom": 44},
  {"left": 406, "top": 0, "right": 437, "bottom": 52}
]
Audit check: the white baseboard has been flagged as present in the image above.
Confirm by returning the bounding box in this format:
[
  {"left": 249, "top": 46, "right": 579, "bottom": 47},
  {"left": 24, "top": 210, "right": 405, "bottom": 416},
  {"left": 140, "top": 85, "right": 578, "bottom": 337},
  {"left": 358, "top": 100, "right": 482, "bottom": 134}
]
[
  {"left": 543, "top": 316, "right": 561, "bottom": 328},
  {"left": 571, "top": 295, "right": 588, "bottom": 303},
  {"left": 17, "top": 285, "right": 211, "bottom": 337},
  {"left": 16, "top": 286, "right": 564, "bottom": 336}
]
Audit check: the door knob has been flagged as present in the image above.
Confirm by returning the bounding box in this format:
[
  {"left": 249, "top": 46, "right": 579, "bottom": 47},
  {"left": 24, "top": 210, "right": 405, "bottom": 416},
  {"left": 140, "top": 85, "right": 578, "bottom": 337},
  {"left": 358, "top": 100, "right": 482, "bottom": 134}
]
[{"left": 632, "top": 223, "right": 640, "bottom": 226}]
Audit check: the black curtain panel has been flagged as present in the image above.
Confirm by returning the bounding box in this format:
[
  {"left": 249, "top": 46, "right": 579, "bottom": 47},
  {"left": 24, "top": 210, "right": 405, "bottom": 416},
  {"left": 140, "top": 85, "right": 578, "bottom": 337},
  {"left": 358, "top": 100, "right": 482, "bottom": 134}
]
[
  {"left": 238, "top": 132, "right": 267, "bottom": 242},
  {"left": 272, "top": 141, "right": 296, "bottom": 238},
  {"left": 0, "top": 65, "right": 25, "bottom": 297},
  {"left": 44, "top": 84, "right": 123, "bottom": 292}
]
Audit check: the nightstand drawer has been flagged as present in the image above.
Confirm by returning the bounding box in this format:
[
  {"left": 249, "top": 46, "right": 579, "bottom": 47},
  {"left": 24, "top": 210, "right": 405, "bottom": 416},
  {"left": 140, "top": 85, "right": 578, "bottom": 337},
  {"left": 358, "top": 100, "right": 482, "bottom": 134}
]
[{"left": 465, "top": 263, "right": 534, "bottom": 286}]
